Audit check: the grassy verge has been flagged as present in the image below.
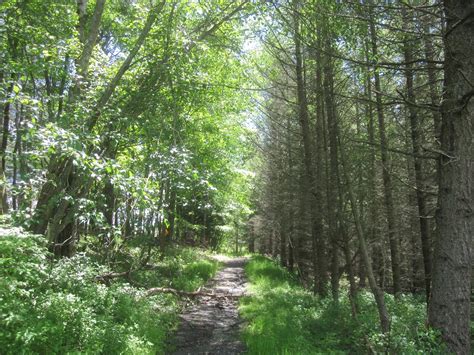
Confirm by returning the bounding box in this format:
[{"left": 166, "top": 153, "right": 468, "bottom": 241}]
[
  {"left": 240, "top": 255, "right": 445, "bottom": 354},
  {"left": 0, "top": 225, "right": 219, "bottom": 354}
]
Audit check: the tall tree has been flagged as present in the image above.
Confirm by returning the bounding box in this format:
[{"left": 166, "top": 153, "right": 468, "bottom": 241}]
[
  {"left": 428, "top": 1, "right": 473, "bottom": 353},
  {"left": 292, "top": 0, "right": 326, "bottom": 296},
  {"left": 402, "top": 6, "right": 432, "bottom": 302},
  {"left": 367, "top": 3, "right": 402, "bottom": 296}
]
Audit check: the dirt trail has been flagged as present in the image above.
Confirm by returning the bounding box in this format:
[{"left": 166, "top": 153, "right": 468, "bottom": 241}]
[{"left": 170, "top": 256, "right": 248, "bottom": 354}]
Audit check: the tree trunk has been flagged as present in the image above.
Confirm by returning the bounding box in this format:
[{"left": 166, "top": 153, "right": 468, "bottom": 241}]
[
  {"left": 169, "top": 186, "right": 177, "bottom": 240},
  {"left": 12, "top": 102, "right": 23, "bottom": 210},
  {"left": 323, "top": 31, "right": 340, "bottom": 303},
  {"left": 402, "top": 7, "right": 433, "bottom": 303},
  {"left": 293, "top": 0, "right": 325, "bottom": 296},
  {"left": 0, "top": 79, "right": 14, "bottom": 214},
  {"left": 340, "top": 136, "right": 390, "bottom": 333},
  {"left": 368, "top": 6, "right": 401, "bottom": 296},
  {"left": 280, "top": 213, "right": 287, "bottom": 267},
  {"left": 286, "top": 116, "right": 295, "bottom": 272},
  {"left": 428, "top": 2, "right": 473, "bottom": 353}
]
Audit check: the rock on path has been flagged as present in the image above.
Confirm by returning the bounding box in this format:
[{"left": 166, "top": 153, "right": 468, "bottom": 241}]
[{"left": 170, "top": 257, "right": 248, "bottom": 355}]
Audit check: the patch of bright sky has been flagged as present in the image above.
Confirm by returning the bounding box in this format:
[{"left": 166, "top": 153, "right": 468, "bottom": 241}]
[
  {"left": 237, "top": 13, "right": 268, "bottom": 135},
  {"left": 235, "top": 167, "right": 256, "bottom": 177},
  {"left": 242, "top": 36, "right": 261, "bottom": 53}
]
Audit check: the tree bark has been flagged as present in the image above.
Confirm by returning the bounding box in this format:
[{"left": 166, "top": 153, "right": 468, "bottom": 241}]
[
  {"left": 286, "top": 115, "right": 295, "bottom": 272},
  {"left": 323, "top": 30, "right": 341, "bottom": 303},
  {"left": 314, "top": 28, "right": 328, "bottom": 297},
  {"left": 428, "top": 2, "right": 473, "bottom": 353},
  {"left": 0, "top": 79, "right": 14, "bottom": 214},
  {"left": 77, "top": 0, "right": 107, "bottom": 78},
  {"left": 292, "top": 0, "right": 325, "bottom": 296},
  {"left": 12, "top": 103, "right": 23, "bottom": 210},
  {"left": 402, "top": 7, "right": 433, "bottom": 303},
  {"left": 368, "top": 5, "right": 402, "bottom": 296}
]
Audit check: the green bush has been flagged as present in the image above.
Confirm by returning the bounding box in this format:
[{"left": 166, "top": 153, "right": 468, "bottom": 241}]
[
  {"left": 0, "top": 228, "right": 218, "bottom": 354},
  {"left": 349, "top": 291, "right": 446, "bottom": 354}
]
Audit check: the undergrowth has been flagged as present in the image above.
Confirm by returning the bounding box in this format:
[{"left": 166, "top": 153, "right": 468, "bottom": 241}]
[
  {"left": 240, "top": 255, "right": 446, "bottom": 354},
  {"left": 0, "top": 225, "right": 219, "bottom": 354}
]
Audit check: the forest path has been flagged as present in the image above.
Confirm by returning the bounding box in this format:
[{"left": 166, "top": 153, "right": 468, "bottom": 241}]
[{"left": 169, "top": 256, "right": 248, "bottom": 354}]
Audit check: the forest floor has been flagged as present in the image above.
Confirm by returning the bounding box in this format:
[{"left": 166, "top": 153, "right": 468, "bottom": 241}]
[{"left": 170, "top": 256, "right": 248, "bottom": 354}]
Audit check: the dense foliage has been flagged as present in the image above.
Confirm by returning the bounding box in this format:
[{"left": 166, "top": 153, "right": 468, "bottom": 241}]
[
  {"left": 0, "top": 0, "right": 255, "bottom": 257},
  {"left": 0, "top": 222, "right": 218, "bottom": 354}
]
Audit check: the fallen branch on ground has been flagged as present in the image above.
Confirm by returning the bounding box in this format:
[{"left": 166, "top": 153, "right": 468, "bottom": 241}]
[
  {"left": 144, "top": 287, "right": 243, "bottom": 299},
  {"left": 95, "top": 271, "right": 131, "bottom": 284}
]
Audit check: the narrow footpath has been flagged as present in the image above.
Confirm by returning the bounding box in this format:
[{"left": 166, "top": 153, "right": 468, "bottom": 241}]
[{"left": 170, "top": 257, "right": 248, "bottom": 354}]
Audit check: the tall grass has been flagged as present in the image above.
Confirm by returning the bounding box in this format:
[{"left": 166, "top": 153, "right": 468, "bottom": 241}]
[{"left": 240, "top": 256, "right": 445, "bottom": 354}]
